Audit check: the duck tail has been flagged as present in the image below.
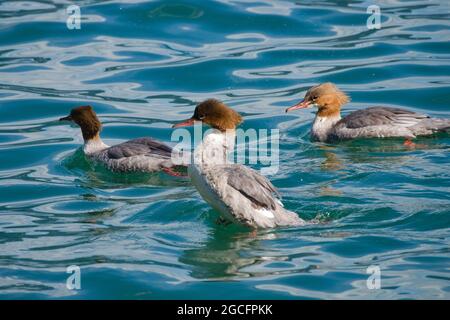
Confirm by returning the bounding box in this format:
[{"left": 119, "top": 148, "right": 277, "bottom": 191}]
[
  {"left": 414, "top": 118, "right": 450, "bottom": 135},
  {"left": 429, "top": 118, "right": 450, "bottom": 132}
]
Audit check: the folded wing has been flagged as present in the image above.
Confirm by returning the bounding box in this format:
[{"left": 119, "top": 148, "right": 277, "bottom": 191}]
[
  {"left": 340, "top": 107, "right": 429, "bottom": 129},
  {"left": 106, "top": 137, "right": 172, "bottom": 159},
  {"left": 211, "top": 164, "right": 280, "bottom": 211}
]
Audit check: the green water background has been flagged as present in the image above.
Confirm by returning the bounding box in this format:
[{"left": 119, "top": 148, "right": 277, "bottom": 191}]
[{"left": 0, "top": 0, "right": 449, "bottom": 299}]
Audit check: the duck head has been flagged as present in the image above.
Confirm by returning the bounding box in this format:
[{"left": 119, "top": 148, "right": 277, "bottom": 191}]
[
  {"left": 59, "top": 105, "right": 102, "bottom": 141},
  {"left": 286, "top": 82, "right": 350, "bottom": 117},
  {"left": 173, "top": 99, "right": 242, "bottom": 131}
]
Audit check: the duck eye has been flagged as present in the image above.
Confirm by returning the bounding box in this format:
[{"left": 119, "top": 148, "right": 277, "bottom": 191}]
[{"left": 198, "top": 114, "right": 205, "bottom": 120}]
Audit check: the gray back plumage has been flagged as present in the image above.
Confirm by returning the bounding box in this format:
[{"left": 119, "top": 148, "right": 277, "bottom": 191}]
[
  {"left": 197, "top": 164, "right": 305, "bottom": 228},
  {"left": 328, "top": 106, "right": 450, "bottom": 141},
  {"left": 338, "top": 107, "right": 429, "bottom": 129},
  {"left": 106, "top": 137, "right": 172, "bottom": 159},
  {"left": 224, "top": 165, "right": 281, "bottom": 210}
]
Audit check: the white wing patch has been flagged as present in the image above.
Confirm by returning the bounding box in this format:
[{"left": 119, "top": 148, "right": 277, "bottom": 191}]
[{"left": 256, "top": 208, "right": 275, "bottom": 219}]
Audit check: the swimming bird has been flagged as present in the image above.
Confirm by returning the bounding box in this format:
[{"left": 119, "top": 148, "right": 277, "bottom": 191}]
[
  {"left": 286, "top": 83, "right": 450, "bottom": 143},
  {"left": 59, "top": 105, "right": 184, "bottom": 175},
  {"left": 173, "top": 99, "right": 305, "bottom": 229}
]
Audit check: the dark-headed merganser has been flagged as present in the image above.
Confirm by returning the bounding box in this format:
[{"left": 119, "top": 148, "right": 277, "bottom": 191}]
[
  {"left": 60, "top": 105, "right": 183, "bottom": 175},
  {"left": 286, "top": 83, "right": 450, "bottom": 143},
  {"left": 173, "top": 99, "right": 305, "bottom": 229}
]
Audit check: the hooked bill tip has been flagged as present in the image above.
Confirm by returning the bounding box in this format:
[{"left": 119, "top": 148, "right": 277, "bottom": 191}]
[
  {"left": 172, "top": 118, "right": 195, "bottom": 128},
  {"left": 59, "top": 115, "right": 72, "bottom": 121}
]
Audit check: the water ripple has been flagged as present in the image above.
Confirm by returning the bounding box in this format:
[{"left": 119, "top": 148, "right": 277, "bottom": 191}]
[{"left": 0, "top": 0, "right": 449, "bottom": 299}]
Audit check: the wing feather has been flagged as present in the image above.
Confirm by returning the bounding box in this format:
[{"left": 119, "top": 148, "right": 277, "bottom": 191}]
[
  {"left": 222, "top": 165, "right": 280, "bottom": 210},
  {"left": 107, "top": 137, "right": 172, "bottom": 159},
  {"left": 340, "top": 107, "right": 429, "bottom": 129}
]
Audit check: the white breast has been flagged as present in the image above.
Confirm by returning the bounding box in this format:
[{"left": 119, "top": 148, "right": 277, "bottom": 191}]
[
  {"left": 311, "top": 116, "right": 341, "bottom": 142},
  {"left": 188, "top": 164, "right": 236, "bottom": 222},
  {"left": 189, "top": 130, "right": 238, "bottom": 222},
  {"left": 83, "top": 138, "right": 109, "bottom": 156},
  {"left": 193, "top": 130, "right": 235, "bottom": 168}
]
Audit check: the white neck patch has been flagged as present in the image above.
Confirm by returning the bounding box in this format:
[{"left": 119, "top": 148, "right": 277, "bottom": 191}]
[
  {"left": 311, "top": 115, "right": 341, "bottom": 141},
  {"left": 83, "top": 137, "right": 109, "bottom": 155},
  {"left": 193, "top": 129, "right": 235, "bottom": 167}
]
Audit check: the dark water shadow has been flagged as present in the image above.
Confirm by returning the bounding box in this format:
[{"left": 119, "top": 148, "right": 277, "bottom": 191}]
[
  {"left": 179, "top": 223, "right": 320, "bottom": 280},
  {"left": 60, "top": 148, "right": 189, "bottom": 189}
]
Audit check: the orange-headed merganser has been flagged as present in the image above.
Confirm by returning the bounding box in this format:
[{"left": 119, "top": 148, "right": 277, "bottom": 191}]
[
  {"left": 286, "top": 83, "right": 450, "bottom": 143},
  {"left": 173, "top": 99, "right": 305, "bottom": 229},
  {"left": 60, "top": 105, "right": 184, "bottom": 175}
]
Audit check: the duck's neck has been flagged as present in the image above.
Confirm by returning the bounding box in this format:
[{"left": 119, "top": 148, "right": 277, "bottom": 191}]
[
  {"left": 83, "top": 133, "right": 109, "bottom": 155},
  {"left": 193, "top": 129, "right": 235, "bottom": 168},
  {"left": 311, "top": 113, "right": 341, "bottom": 142}
]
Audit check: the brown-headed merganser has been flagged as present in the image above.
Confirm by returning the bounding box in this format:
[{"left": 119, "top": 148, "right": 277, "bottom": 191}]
[
  {"left": 59, "top": 105, "right": 184, "bottom": 175},
  {"left": 286, "top": 83, "right": 450, "bottom": 143},
  {"left": 173, "top": 99, "right": 305, "bottom": 229}
]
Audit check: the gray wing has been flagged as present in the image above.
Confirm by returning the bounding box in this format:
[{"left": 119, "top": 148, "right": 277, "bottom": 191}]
[
  {"left": 224, "top": 165, "right": 280, "bottom": 210},
  {"left": 107, "top": 137, "right": 172, "bottom": 159},
  {"left": 339, "top": 107, "right": 429, "bottom": 129}
]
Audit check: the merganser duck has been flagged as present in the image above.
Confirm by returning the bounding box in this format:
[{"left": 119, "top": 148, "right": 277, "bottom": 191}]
[
  {"left": 173, "top": 99, "right": 305, "bottom": 229},
  {"left": 286, "top": 82, "right": 450, "bottom": 143},
  {"left": 59, "top": 105, "right": 184, "bottom": 175}
]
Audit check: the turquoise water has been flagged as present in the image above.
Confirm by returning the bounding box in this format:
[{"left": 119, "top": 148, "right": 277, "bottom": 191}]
[{"left": 0, "top": 0, "right": 449, "bottom": 299}]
